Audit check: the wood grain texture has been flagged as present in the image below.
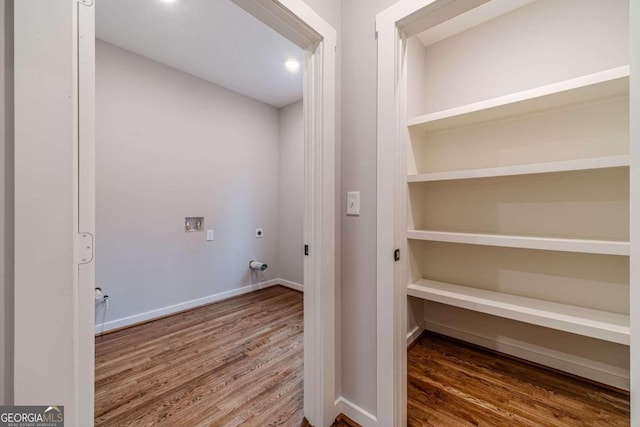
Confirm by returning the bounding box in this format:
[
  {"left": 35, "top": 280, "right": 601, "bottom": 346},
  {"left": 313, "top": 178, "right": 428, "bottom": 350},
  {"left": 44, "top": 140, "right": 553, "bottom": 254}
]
[
  {"left": 331, "top": 414, "right": 360, "bottom": 426},
  {"left": 408, "top": 332, "right": 630, "bottom": 427},
  {"left": 95, "top": 286, "right": 304, "bottom": 426}
]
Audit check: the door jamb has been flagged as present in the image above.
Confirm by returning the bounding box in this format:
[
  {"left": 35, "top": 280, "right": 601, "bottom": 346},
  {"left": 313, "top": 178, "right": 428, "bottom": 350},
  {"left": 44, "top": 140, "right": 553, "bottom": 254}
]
[{"left": 230, "top": 1, "right": 338, "bottom": 425}]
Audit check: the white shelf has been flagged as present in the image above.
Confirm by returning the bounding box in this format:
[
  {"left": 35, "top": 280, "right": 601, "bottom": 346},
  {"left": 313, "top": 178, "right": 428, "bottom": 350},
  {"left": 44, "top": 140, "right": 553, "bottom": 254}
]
[
  {"left": 407, "top": 155, "right": 630, "bottom": 183},
  {"left": 408, "top": 66, "right": 629, "bottom": 132},
  {"left": 408, "top": 279, "right": 630, "bottom": 345},
  {"left": 407, "top": 230, "right": 629, "bottom": 256}
]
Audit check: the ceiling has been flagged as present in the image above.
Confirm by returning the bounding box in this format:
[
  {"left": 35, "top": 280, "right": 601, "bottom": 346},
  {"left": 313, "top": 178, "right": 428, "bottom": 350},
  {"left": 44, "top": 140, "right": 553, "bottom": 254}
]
[{"left": 96, "top": 0, "right": 304, "bottom": 108}]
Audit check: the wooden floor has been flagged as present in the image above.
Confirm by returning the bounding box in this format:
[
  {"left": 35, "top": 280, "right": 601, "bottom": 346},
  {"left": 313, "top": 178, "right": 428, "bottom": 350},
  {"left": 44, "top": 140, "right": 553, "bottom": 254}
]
[
  {"left": 408, "top": 332, "right": 630, "bottom": 426},
  {"left": 95, "top": 285, "right": 304, "bottom": 426},
  {"left": 96, "top": 288, "right": 629, "bottom": 426}
]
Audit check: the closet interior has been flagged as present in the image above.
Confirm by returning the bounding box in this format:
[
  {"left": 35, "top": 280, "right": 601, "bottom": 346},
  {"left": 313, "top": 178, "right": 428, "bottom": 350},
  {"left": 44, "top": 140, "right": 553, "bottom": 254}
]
[{"left": 405, "top": 0, "right": 630, "bottom": 390}]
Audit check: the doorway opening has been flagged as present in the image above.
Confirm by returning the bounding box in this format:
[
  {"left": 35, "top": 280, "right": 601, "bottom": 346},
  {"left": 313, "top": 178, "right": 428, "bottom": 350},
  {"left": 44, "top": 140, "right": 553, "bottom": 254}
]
[
  {"left": 91, "top": 0, "right": 311, "bottom": 425},
  {"left": 73, "top": 0, "right": 334, "bottom": 425},
  {"left": 376, "top": 0, "right": 632, "bottom": 425}
]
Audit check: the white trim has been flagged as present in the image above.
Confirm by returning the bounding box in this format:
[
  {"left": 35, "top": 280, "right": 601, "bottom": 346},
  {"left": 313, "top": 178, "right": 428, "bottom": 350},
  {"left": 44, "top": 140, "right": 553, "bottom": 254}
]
[
  {"left": 376, "top": 7, "right": 408, "bottom": 426},
  {"left": 77, "top": 3, "right": 95, "bottom": 425},
  {"left": 278, "top": 279, "right": 304, "bottom": 292},
  {"left": 231, "top": 0, "right": 322, "bottom": 49},
  {"left": 423, "top": 320, "right": 630, "bottom": 391},
  {"left": 268, "top": 2, "right": 339, "bottom": 425},
  {"left": 629, "top": 0, "right": 640, "bottom": 423},
  {"left": 334, "top": 397, "right": 378, "bottom": 427},
  {"left": 406, "top": 324, "right": 423, "bottom": 347},
  {"left": 94, "top": 279, "right": 301, "bottom": 334}
]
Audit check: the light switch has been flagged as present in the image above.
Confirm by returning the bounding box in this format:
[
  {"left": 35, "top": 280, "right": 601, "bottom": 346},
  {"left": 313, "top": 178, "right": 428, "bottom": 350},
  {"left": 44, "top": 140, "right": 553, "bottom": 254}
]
[
  {"left": 347, "top": 191, "right": 360, "bottom": 216},
  {"left": 206, "top": 230, "right": 215, "bottom": 241}
]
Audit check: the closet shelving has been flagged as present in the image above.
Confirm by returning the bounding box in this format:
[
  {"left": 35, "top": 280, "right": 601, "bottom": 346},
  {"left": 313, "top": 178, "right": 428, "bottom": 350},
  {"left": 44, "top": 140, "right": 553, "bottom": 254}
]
[
  {"left": 407, "top": 279, "right": 629, "bottom": 345},
  {"left": 406, "top": 230, "right": 629, "bottom": 256},
  {"left": 406, "top": 154, "right": 630, "bottom": 183},
  {"left": 407, "top": 65, "right": 629, "bottom": 132},
  {"left": 406, "top": 65, "right": 630, "bottom": 347}
]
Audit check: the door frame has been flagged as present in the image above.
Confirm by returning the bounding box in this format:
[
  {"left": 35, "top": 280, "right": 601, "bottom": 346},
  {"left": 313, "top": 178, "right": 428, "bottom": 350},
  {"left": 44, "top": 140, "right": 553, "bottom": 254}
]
[
  {"left": 375, "top": 1, "right": 638, "bottom": 426},
  {"left": 230, "top": 2, "right": 338, "bottom": 425},
  {"left": 14, "top": 1, "right": 336, "bottom": 426},
  {"left": 375, "top": 2, "right": 491, "bottom": 423}
]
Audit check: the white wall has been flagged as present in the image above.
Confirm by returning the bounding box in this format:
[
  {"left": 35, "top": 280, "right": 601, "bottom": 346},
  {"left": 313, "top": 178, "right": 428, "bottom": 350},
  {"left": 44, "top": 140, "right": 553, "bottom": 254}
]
[
  {"left": 14, "top": 0, "right": 78, "bottom": 416},
  {"left": 419, "top": 0, "right": 629, "bottom": 115},
  {"left": 277, "top": 100, "right": 304, "bottom": 285},
  {"left": 95, "top": 40, "right": 284, "bottom": 330},
  {"left": 0, "top": 0, "right": 13, "bottom": 406}
]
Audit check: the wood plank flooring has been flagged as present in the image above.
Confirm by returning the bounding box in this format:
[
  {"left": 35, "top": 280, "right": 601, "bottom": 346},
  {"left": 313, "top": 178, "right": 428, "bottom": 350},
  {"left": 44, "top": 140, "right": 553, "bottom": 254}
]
[
  {"left": 95, "top": 285, "right": 304, "bottom": 426},
  {"left": 97, "top": 288, "right": 629, "bottom": 426},
  {"left": 408, "top": 332, "right": 630, "bottom": 426}
]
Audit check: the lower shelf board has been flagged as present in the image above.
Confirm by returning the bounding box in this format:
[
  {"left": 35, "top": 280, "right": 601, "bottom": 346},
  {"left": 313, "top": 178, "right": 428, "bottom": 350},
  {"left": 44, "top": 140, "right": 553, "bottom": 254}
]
[{"left": 407, "top": 279, "right": 629, "bottom": 345}]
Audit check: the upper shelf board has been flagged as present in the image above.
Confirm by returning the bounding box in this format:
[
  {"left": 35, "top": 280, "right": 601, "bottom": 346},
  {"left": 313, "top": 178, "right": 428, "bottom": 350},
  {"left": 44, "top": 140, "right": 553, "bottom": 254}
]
[
  {"left": 407, "top": 155, "right": 630, "bottom": 183},
  {"left": 407, "top": 230, "right": 630, "bottom": 256},
  {"left": 408, "top": 66, "right": 630, "bottom": 133}
]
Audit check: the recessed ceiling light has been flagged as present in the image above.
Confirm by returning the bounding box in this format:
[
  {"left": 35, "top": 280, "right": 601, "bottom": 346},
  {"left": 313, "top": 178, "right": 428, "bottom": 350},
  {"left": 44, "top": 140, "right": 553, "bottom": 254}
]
[
  {"left": 160, "top": 0, "right": 177, "bottom": 3},
  {"left": 284, "top": 59, "right": 301, "bottom": 73}
]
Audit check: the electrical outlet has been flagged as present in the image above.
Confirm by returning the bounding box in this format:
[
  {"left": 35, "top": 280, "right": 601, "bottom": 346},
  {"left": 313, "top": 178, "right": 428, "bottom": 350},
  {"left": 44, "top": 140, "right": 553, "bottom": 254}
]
[
  {"left": 255, "top": 228, "right": 264, "bottom": 238},
  {"left": 206, "top": 230, "right": 215, "bottom": 241}
]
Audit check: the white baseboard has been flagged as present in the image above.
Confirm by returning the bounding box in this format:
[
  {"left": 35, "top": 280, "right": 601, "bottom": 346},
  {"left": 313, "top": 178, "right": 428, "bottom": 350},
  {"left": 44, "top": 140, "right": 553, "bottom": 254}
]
[
  {"left": 95, "top": 278, "right": 301, "bottom": 334},
  {"left": 334, "top": 397, "right": 377, "bottom": 427},
  {"left": 407, "top": 324, "right": 424, "bottom": 347},
  {"left": 276, "top": 279, "right": 304, "bottom": 292},
  {"left": 423, "top": 320, "right": 630, "bottom": 391}
]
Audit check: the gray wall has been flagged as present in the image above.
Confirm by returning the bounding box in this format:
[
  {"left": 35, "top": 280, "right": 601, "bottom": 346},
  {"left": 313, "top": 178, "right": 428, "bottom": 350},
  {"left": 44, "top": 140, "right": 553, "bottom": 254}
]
[
  {"left": 1, "top": 0, "right": 380, "bottom": 416},
  {"left": 0, "top": 0, "right": 13, "bottom": 405},
  {"left": 96, "top": 40, "right": 284, "bottom": 329},
  {"left": 340, "top": 0, "right": 397, "bottom": 414},
  {"left": 277, "top": 100, "right": 304, "bottom": 285}
]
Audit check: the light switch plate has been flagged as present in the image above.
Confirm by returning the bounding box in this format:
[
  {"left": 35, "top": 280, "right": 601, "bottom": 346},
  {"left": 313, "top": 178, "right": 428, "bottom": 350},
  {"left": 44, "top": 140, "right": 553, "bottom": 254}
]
[
  {"left": 206, "top": 230, "right": 215, "bottom": 241},
  {"left": 347, "top": 191, "right": 360, "bottom": 216}
]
